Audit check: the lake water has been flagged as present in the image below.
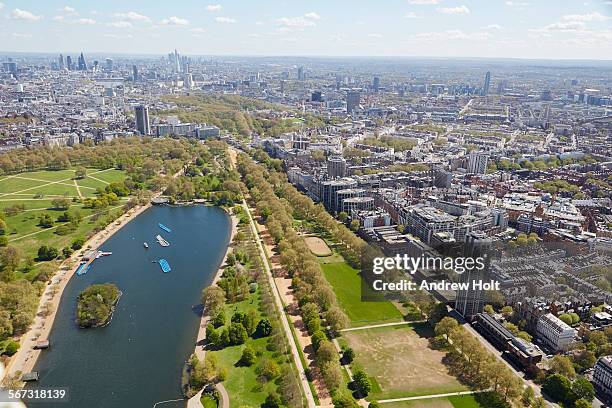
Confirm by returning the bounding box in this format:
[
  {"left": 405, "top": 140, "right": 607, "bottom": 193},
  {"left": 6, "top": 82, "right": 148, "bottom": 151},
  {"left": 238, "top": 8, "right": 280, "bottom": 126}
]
[{"left": 29, "top": 205, "right": 231, "bottom": 408}]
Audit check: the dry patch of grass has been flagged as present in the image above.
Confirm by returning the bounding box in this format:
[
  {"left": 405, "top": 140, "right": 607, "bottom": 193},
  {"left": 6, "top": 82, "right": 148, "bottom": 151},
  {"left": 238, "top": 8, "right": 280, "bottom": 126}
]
[
  {"left": 304, "top": 236, "right": 332, "bottom": 256},
  {"left": 344, "top": 323, "right": 468, "bottom": 400}
]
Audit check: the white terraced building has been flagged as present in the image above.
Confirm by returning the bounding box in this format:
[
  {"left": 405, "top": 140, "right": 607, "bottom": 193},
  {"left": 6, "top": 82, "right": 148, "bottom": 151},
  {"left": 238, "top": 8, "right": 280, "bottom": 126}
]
[
  {"left": 535, "top": 313, "right": 576, "bottom": 352},
  {"left": 593, "top": 356, "right": 612, "bottom": 399}
]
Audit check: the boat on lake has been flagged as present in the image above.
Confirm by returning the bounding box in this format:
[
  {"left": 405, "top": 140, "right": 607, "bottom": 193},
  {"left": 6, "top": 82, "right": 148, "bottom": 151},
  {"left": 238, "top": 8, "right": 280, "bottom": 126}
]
[
  {"left": 158, "top": 259, "right": 171, "bottom": 273},
  {"left": 156, "top": 235, "right": 170, "bottom": 247},
  {"left": 158, "top": 223, "right": 171, "bottom": 233},
  {"left": 143, "top": 242, "right": 149, "bottom": 249}
]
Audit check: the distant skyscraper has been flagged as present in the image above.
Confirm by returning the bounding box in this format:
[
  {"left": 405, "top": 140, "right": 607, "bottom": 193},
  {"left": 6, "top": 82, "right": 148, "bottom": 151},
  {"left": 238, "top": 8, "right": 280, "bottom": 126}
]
[
  {"left": 77, "top": 52, "right": 87, "bottom": 71},
  {"left": 2, "top": 62, "right": 17, "bottom": 78},
  {"left": 481, "top": 71, "right": 491, "bottom": 96},
  {"left": 184, "top": 72, "right": 193, "bottom": 89},
  {"left": 173, "top": 49, "right": 181, "bottom": 73},
  {"left": 105, "top": 58, "right": 113, "bottom": 72},
  {"left": 58, "top": 54, "right": 65, "bottom": 70},
  {"left": 66, "top": 55, "right": 73, "bottom": 71},
  {"left": 134, "top": 105, "right": 150, "bottom": 135},
  {"left": 297, "top": 66, "right": 305, "bottom": 81},
  {"left": 455, "top": 231, "right": 491, "bottom": 319},
  {"left": 132, "top": 65, "right": 139, "bottom": 82},
  {"left": 346, "top": 91, "right": 360, "bottom": 114},
  {"left": 373, "top": 76, "right": 380, "bottom": 93}
]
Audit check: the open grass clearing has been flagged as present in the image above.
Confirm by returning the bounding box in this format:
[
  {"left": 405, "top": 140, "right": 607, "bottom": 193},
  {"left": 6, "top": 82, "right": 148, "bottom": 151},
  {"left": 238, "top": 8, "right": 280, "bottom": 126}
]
[{"left": 343, "top": 323, "right": 468, "bottom": 400}]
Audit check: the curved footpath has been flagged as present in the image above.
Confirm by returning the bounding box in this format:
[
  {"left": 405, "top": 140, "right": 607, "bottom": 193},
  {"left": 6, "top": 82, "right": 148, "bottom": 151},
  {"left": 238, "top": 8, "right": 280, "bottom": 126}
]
[
  {"left": 187, "top": 211, "right": 238, "bottom": 408},
  {"left": 2, "top": 202, "right": 153, "bottom": 382}
]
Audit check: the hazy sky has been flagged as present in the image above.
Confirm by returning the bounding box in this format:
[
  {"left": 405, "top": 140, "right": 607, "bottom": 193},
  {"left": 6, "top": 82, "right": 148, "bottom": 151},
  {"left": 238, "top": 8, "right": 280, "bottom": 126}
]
[{"left": 1, "top": 0, "right": 611, "bottom": 59}]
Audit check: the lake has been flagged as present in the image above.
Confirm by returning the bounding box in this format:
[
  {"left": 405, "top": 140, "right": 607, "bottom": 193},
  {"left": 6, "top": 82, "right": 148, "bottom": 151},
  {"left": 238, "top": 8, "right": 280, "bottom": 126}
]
[{"left": 30, "top": 205, "right": 231, "bottom": 407}]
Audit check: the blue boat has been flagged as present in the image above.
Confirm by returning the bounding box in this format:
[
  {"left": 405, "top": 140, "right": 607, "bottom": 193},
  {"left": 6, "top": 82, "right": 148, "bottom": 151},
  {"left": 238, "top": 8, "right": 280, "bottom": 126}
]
[
  {"left": 75, "top": 263, "right": 90, "bottom": 276},
  {"left": 158, "top": 223, "right": 171, "bottom": 233},
  {"left": 158, "top": 259, "right": 171, "bottom": 273}
]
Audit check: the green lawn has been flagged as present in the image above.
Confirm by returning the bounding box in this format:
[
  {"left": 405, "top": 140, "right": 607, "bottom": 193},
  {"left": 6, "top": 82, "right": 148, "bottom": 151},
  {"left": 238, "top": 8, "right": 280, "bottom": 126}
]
[
  {"left": 381, "top": 394, "right": 484, "bottom": 408},
  {"left": 321, "top": 262, "right": 403, "bottom": 327},
  {"left": 209, "top": 289, "right": 287, "bottom": 408}
]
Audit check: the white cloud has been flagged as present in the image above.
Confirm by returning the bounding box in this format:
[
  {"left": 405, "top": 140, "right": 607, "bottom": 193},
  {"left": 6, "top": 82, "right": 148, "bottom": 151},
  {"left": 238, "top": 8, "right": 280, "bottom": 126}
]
[
  {"left": 161, "top": 16, "right": 189, "bottom": 26},
  {"left": 12, "top": 32, "right": 32, "bottom": 38},
  {"left": 412, "top": 29, "right": 491, "bottom": 41},
  {"left": 247, "top": 33, "right": 261, "bottom": 38},
  {"left": 9, "top": 8, "right": 43, "bottom": 21},
  {"left": 562, "top": 12, "right": 609, "bottom": 22},
  {"left": 304, "top": 12, "right": 321, "bottom": 20},
  {"left": 404, "top": 12, "right": 422, "bottom": 18},
  {"left": 53, "top": 15, "right": 65, "bottom": 22},
  {"left": 529, "top": 21, "right": 586, "bottom": 35},
  {"left": 437, "top": 5, "right": 470, "bottom": 14},
  {"left": 368, "top": 33, "right": 383, "bottom": 38},
  {"left": 113, "top": 11, "right": 150, "bottom": 22},
  {"left": 74, "top": 18, "right": 95, "bottom": 25},
  {"left": 60, "top": 6, "right": 78, "bottom": 16},
  {"left": 485, "top": 24, "right": 502, "bottom": 30},
  {"left": 206, "top": 4, "right": 222, "bottom": 12},
  {"left": 255, "top": 21, "right": 264, "bottom": 26},
  {"left": 0, "top": 3, "right": 4, "bottom": 11},
  {"left": 215, "top": 16, "right": 236, "bottom": 24},
  {"left": 190, "top": 27, "right": 206, "bottom": 33},
  {"left": 408, "top": 0, "right": 441, "bottom": 4},
  {"left": 505, "top": 1, "right": 530, "bottom": 7},
  {"left": 108, "top": 21, "right": 133, "bottom": 28}
]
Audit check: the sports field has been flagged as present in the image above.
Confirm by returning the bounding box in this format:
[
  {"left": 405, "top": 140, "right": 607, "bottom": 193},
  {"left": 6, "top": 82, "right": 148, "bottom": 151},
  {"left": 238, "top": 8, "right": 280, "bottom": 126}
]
[
  {"left": 343, "top": 323, "right": 468, "bottom": 400},
  {"left": 321, "top": 261, "right": 403, "bottom": 327},
  {"left": 381, "top": 394, "right": 484, "bottom": 408}
]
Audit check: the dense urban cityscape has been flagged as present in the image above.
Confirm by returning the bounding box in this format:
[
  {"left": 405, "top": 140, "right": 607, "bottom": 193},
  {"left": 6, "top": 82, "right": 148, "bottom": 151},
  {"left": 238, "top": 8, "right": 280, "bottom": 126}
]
[{"left": 0, "top": 1, "right": 611, "bottom": 408}]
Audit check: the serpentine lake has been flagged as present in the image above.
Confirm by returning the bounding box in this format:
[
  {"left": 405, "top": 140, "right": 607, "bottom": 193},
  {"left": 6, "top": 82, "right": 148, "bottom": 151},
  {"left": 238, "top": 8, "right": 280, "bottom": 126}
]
[{"left": 30, "top": 205, "right": 231, "bottom": 408}]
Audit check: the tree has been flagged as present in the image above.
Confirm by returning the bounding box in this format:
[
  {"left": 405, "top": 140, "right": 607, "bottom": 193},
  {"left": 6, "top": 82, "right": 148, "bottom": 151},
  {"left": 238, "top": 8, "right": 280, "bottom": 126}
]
[
  {"left": 353, "top": 370, "right": 372, "bottom": 396},
  {"left": 239, "top": 345, "right": 256, "bottom": 366},
  {"left": 550, "top": 355, "right": 576, "bottom": 379},
  {"left": 484, "top": 304, "right": 495, "bottom": 315},
  {"left": 531, "top": 396, "right": 545, "bottom": 408},
  {"left": 38, "top": 214, "right": 54, "bottom": 228},
  {"left": 71, "top": 237, "right": 85, "bottom": 250},
  {"left": 325, "top": 306, "right": 349, "bottom": 332},
  {"left": 262, "top": 392, "right": 281, "bottom": 408},
  {"left": 74, "top": 166, "right": 87, "bottom": 179},
  {"left": 501, "top": 306, "right": 513, "bottom": 319},
  {"left": 338, "top": 212, "right": 348, "bottom": 222},
  {"left": 255, "top": 318, "right": 272, "bottom": 337},
  {"left": 316, "top": 341, "right": 338, "bottom": 365},
  {"left": 201, "top": 286, "right": 225, "bottom": 317},
  {"left": 311, "top": 330, "right": 327, "bottom": 351},
  {"left": 342, "top": 347, "right": 355, "bottom": 364},
  {"left": 228, "top": 322, "right": 248, "bottom": 345},
  {"left": 542, "top": 374, "right": 573, "bottom": 403},
  {"left": 257, "top": 358, "right": 280, "bottom": 381},
  {"left": 435, "top": 316, "right": 459, "bottom": 341},
  {"left": 574, "top": 399, "right": 591, "bottom": 408},
  {"left": 37, "top": 245, "right": 58, "bottom": 261},
  {"left": 521, "top": 386, "right": 535, "bottom": 406},
  {"left": 349, "top": 219, "right": 360, "bottom": 231},
  {"left": 572, "top": 378, "right": 595, "bottom": 402},
  {"left": 51, "top": 197, "right": 71, "bottom": 210}
]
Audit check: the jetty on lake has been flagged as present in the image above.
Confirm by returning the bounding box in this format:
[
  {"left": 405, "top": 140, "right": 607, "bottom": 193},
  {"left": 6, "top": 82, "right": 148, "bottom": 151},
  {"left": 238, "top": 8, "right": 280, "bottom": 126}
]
[
  {"left": 75, "top": 250, "right": 112, "bottom": 276},
  {"left": 156, "top": 235, "right": 170, "bottom": 247}
]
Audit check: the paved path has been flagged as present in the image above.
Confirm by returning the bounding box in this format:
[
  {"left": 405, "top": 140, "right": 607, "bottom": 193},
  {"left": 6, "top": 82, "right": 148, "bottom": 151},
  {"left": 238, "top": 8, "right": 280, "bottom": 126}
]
[
  {"left": 378, "top": 389, "right": 488, "bottom": 404},
  {"left": 339, "top": 320, "right": 420, "bottom": 332},
  {"left": 243, "top": 198, "right": 316, "bottom": 408}
]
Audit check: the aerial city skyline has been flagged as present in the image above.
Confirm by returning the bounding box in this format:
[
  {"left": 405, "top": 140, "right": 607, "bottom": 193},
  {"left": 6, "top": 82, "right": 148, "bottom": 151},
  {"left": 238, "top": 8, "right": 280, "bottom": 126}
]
[{"left": 0, "top": 2, "right": 611, "bottom": 408}]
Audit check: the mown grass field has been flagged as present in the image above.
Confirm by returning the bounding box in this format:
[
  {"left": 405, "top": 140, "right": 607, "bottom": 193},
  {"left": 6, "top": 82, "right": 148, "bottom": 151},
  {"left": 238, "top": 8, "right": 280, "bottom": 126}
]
[
  {"left": 341, "top": 324, "right": 468, "bottom": 401},
  {"left": 0, "top": 167, "right": 128, "bottom": 277},
  {"left": 382, "top": 394, "right": 484, "bottom": 408},
  {"left": 321, "top": 261, "right": 403, "bottom": 327}
]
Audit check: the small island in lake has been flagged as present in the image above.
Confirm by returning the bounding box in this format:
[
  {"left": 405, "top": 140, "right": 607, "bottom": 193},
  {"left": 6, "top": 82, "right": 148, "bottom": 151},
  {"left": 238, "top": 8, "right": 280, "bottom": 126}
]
[{"left": 76, "top": 283, "right": 121, "bottom": 328}]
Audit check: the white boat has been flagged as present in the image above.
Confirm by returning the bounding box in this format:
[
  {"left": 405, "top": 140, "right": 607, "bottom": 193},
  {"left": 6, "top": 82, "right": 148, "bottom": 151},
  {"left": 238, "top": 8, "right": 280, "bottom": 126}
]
[
  {"left": 144, "top": 242, "right": 149, "bottom": 249},
  {"left": 156, "top": 235, "right": 170, "bottom": 247}
]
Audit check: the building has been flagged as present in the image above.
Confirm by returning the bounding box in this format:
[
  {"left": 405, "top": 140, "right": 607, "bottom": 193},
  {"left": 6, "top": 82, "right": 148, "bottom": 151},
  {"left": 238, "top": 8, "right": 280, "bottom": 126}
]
[
  {"left": 467, "top": 152, "right": 489, "bottom": 174},
  {"left": 134, "top": 105, "right": 150, "bottom": 136},
  {"left": 77, "top": 52, "right": 87, "bottom": 71},
  {"left": 481, "top": 71, "right": 491, "bottom": 96},
  {"left": 297, "top": 66, "right": 305, "bottom": 81},
  {"left": 320, "top": 179, "right": 358, "bottom": 213},
  {"left": 373, "top": 76, "right": 380, "bottom": 92},
  {"left": 473, "top": 313, "right": 542, "bottom": 370},
  {"left": 327, "top": 156, "right": 347, "bottom": 179},
  {"left": 456, "top": 231, "right": 491, "bottom": 319},
  {"left": 535, "top": 313, "right": 576, "bottom": 352},
  {"left": 403, "top": 205, "right": 456, "bottom": 245},
  {"left": 593, "top": 356, "right": 612, "bottom": 399},
  {"left": 105, "top": 58, "right": 113, "bottom": 72},
  {"left": 132, "top": 65, "right": 140, "bottom": 82},
  {"left": 347, "top": 91, "right": 360, "bottom": 114}
]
